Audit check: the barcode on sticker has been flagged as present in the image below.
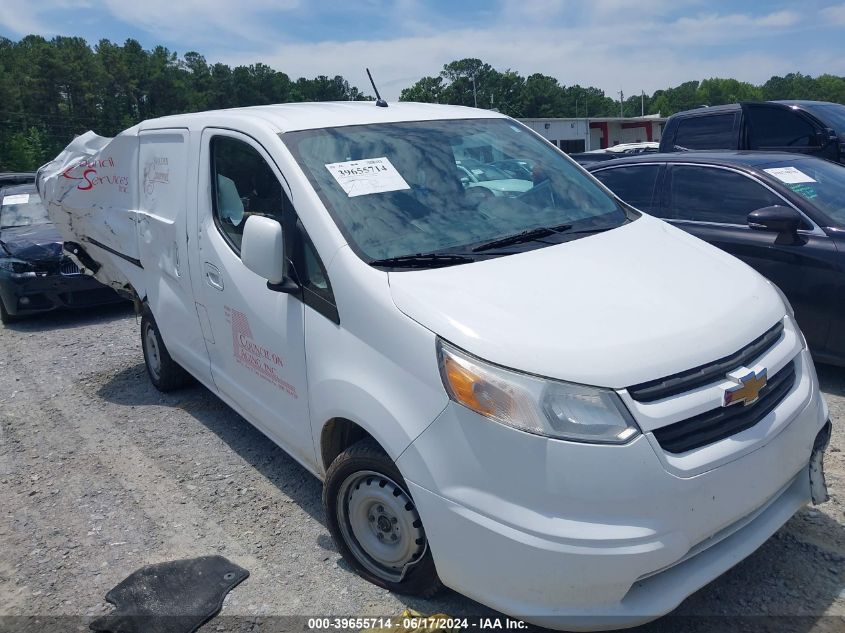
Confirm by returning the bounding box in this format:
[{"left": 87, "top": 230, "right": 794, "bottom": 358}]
[{"left": 325, "top": 157, "right": 410, "bottom": 198}]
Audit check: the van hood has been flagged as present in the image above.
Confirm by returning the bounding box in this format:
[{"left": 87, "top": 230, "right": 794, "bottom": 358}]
[{"left": 388, "top": 215, "right": 785, "bottom": 388}]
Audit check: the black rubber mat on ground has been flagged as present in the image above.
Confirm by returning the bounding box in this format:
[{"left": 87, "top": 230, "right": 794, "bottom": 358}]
[{"left": 89, "top": 555, "right": 249, "bottom": 633}]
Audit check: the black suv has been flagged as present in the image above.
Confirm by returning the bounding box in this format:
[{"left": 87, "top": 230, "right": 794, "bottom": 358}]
[{"left": 658, "top": 101, "right": 845, "bottom": 164}]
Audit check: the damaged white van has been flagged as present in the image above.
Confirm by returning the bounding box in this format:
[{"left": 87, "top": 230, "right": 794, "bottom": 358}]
[{"left": 39, "top": 102, "right": 830, "bottom": 630}]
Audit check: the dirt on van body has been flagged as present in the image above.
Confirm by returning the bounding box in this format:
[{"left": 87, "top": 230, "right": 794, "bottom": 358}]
[{"left": 1, "top": 305, "right": 843, "bottom": 633}]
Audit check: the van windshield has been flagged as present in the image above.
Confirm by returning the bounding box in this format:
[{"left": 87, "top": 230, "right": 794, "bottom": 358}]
[{"left": 282, "top": 118, "right": 629, "bottom": 264}]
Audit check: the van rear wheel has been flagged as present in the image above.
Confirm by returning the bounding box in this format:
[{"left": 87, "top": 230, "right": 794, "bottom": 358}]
[
  {"left": 141, "top": 306, "right": 191, "bottom": 391},
  {"left": 324, "top": 438, "right": 442, "bottom": 598}
]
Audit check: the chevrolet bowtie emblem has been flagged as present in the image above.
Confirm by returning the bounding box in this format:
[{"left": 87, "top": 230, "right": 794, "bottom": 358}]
[{"left": 723, "top": 367, "right": 767, "bottom": 407}]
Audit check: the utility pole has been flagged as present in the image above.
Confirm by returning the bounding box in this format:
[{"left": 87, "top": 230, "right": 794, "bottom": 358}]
[
  {"left": 619, "top": 90, "right": 624, "bottom": 118},
  {"left": 641, "top": 90, "right": 645, "bottom": 117},
  {"left": 472, "top": 75, "right": 478, "bottom": 108},
  {"left": 575, "top": 97, "right": 579, "bottom": 118}
]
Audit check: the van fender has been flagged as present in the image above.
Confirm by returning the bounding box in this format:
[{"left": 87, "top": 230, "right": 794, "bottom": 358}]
[{"left": 312, "top": 377, "right": 448, "bottom": 477}]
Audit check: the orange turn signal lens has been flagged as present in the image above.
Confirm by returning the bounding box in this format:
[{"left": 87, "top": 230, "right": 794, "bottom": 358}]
[{"left": 442, "top": 353, "right": 498, "bottom": 417}]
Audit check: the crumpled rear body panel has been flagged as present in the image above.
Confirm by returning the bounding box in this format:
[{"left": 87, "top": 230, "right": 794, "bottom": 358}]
[{"left": 37, "top": 129, "right": 146, "bottom": 298}]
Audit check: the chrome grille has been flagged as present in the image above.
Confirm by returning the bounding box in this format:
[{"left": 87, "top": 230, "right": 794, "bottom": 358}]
[
  {"left": 60, "top": 258, "right": 80, "bottom": 275},
  {"left": 652, "top": 360, "right": 797, "bottom": 454},
  {"left": 628, "top": 321, "right": 784, "bottom": 403}
]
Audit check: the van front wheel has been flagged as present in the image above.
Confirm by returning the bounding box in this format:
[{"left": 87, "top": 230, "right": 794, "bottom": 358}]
[
  {"left": 141, "top": 307, "right": 191, "bottom": 391},
  {"left": 324, "top": 439, "right": 442, "bottom": 598}
]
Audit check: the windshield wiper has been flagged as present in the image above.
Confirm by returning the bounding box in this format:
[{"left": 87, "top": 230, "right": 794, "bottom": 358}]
[
  {"left": 368, "top": 252, "right": 476, "bottom": 269},
  {"left": 560, "top": 225, "right": 618, "bottom": 236},
  {"left": 472, "top": 223, "right": 572, "bottom": 252}
]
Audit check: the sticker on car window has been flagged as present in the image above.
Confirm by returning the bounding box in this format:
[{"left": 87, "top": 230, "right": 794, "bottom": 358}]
[
  {"left": 785, "top": 182, "right": 819, "bottom": 200},
  {"left": 2, "top": 193, "right": 30, "bottom": 205},
  {"left": 763, "top": 167, "right": 816, "bottom": 184},
  {"left": 325, "top": 157, "right": 410, "bottom": 198}
]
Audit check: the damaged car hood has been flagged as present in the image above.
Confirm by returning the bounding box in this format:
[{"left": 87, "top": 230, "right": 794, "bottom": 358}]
[
  {"left": 0, "top": 223, "right": 63, "bottom": 262},
  {"left": 388, "top": 214, "right": 786, "bottom": 389}
]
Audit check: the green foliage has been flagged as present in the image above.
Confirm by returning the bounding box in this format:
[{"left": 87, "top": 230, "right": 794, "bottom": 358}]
[
  {"left": 398, "top": 59, "right": 621, "bottom": 118},
  {"left": 5, "top": 126, "right": 48, "bottom": 170},
  {"left": 2, "top": 35, "right": 845, "bottom": 172},
  {"left": 402, "top": 59, "right": 845, "bottom": 122},
  {"left": 0, "top": 35, "right": 370, "bottom": 170}
]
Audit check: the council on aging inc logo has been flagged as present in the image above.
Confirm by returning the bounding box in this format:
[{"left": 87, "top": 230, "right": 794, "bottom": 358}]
[{"left": 226, "top": 305, "right": 297, "bottom": 398}]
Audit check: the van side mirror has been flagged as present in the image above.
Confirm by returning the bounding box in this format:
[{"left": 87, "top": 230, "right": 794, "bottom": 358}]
[
  {"left": 747, "top": 205, "right": 803, "bottom": 234},
  {"left": 241, "top": 215, "right": 298, "bottom": 292}
]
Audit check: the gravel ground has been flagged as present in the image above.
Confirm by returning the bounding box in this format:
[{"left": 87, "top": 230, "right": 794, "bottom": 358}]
[{"left": 0, "top": 305, "right": 843, "bottom": 633}]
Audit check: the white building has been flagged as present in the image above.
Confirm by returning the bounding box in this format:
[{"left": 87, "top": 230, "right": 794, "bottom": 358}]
[{"left": 520, "top": 114, "right": 666, "bottom": 153}]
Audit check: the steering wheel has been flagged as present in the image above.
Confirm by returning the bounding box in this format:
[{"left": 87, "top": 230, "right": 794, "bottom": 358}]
[
  {"left": 786, "top": 134, "right": 813, "bottom": 147},
  {"left": 463, "top": 187, "right": 495, "bottom": 204}
]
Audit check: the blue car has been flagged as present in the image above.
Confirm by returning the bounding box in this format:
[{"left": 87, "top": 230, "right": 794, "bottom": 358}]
[{"left": 0, "top": 183, "right": 124, "bottom": 323}]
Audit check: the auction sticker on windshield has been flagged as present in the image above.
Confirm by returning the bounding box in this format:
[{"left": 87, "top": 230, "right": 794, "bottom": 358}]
[
  {"left": 763, "top": 166, "right": 817, "bottom": 184},
  {"left": 325, "top": 157, "right": 410, "bottom": 197},
  {"left": 2, "top": 194, "right": 30, "bottom": 205}
]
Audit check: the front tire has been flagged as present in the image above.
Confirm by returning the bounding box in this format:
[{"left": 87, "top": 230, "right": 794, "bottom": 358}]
[
  {"left": 141, "top": 306, "right": 191, "bottom": 391},
  {"left": 324, "top": 438, "right": 442, "bottom": 598},
  {"left": 0, "top": 297, "right": 18, "bottom": 324}
]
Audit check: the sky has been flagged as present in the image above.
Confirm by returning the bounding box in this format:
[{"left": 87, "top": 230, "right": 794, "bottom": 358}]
[{"left": 2, "top": 0, "right": 844, "bottom": 100}]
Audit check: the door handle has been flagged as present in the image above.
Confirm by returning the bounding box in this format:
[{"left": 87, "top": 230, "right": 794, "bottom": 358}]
[{"left": 204, "top": 262, "right": 224, "bottom": 291}]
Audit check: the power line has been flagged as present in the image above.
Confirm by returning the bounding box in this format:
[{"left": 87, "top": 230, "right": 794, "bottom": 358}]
[{"left": 0, "top": 110, "right": 115, "bottom": 125}]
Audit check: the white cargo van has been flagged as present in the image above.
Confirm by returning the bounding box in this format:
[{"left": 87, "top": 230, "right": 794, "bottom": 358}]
[{"left": 39, "top": 102, "right": 830, "bottom": 630}]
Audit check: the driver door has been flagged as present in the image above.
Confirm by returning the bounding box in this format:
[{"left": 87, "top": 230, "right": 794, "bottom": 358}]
[{"left": 196, "top": 129, "right": 315, "bottom": 467}]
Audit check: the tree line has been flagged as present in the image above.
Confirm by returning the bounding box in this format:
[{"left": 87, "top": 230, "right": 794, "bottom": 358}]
[
  {"left": 0, "top": 35, "right": 369, "bottom": 170},
  {"left": 2, "top": 35, "right": 845, "bottom": 171},
  {"left": 401, "top": 58, "right": 845, "bottom": 120}
]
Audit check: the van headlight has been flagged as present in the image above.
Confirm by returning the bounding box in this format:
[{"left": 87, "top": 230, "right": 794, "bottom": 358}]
[{"left": 437, "top": 339, "right": 640, "bottom": 444}]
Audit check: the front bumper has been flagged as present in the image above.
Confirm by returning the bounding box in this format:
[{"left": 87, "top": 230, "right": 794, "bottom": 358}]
[
  {"left": 397, "top": 350, "right": 829, "bottom": 630},
  {"left": 0, "top": 270, "right": 123, "bottom": 317}
]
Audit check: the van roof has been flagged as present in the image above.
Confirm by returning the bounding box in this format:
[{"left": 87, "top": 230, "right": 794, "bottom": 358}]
[{"left": 138, "top": 101, "right": 506, "bottom": 134}]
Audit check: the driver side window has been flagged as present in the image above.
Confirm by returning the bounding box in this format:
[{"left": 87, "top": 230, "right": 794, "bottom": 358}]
[
  {"left": 668, "top": 166, "right": 783, "bottom": 224},
  {"left": 211, "top": 136, "right": 287, "bottom": 254},
  {"left": 209, "top": 134, "right": 339, "bottom": 322}
]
